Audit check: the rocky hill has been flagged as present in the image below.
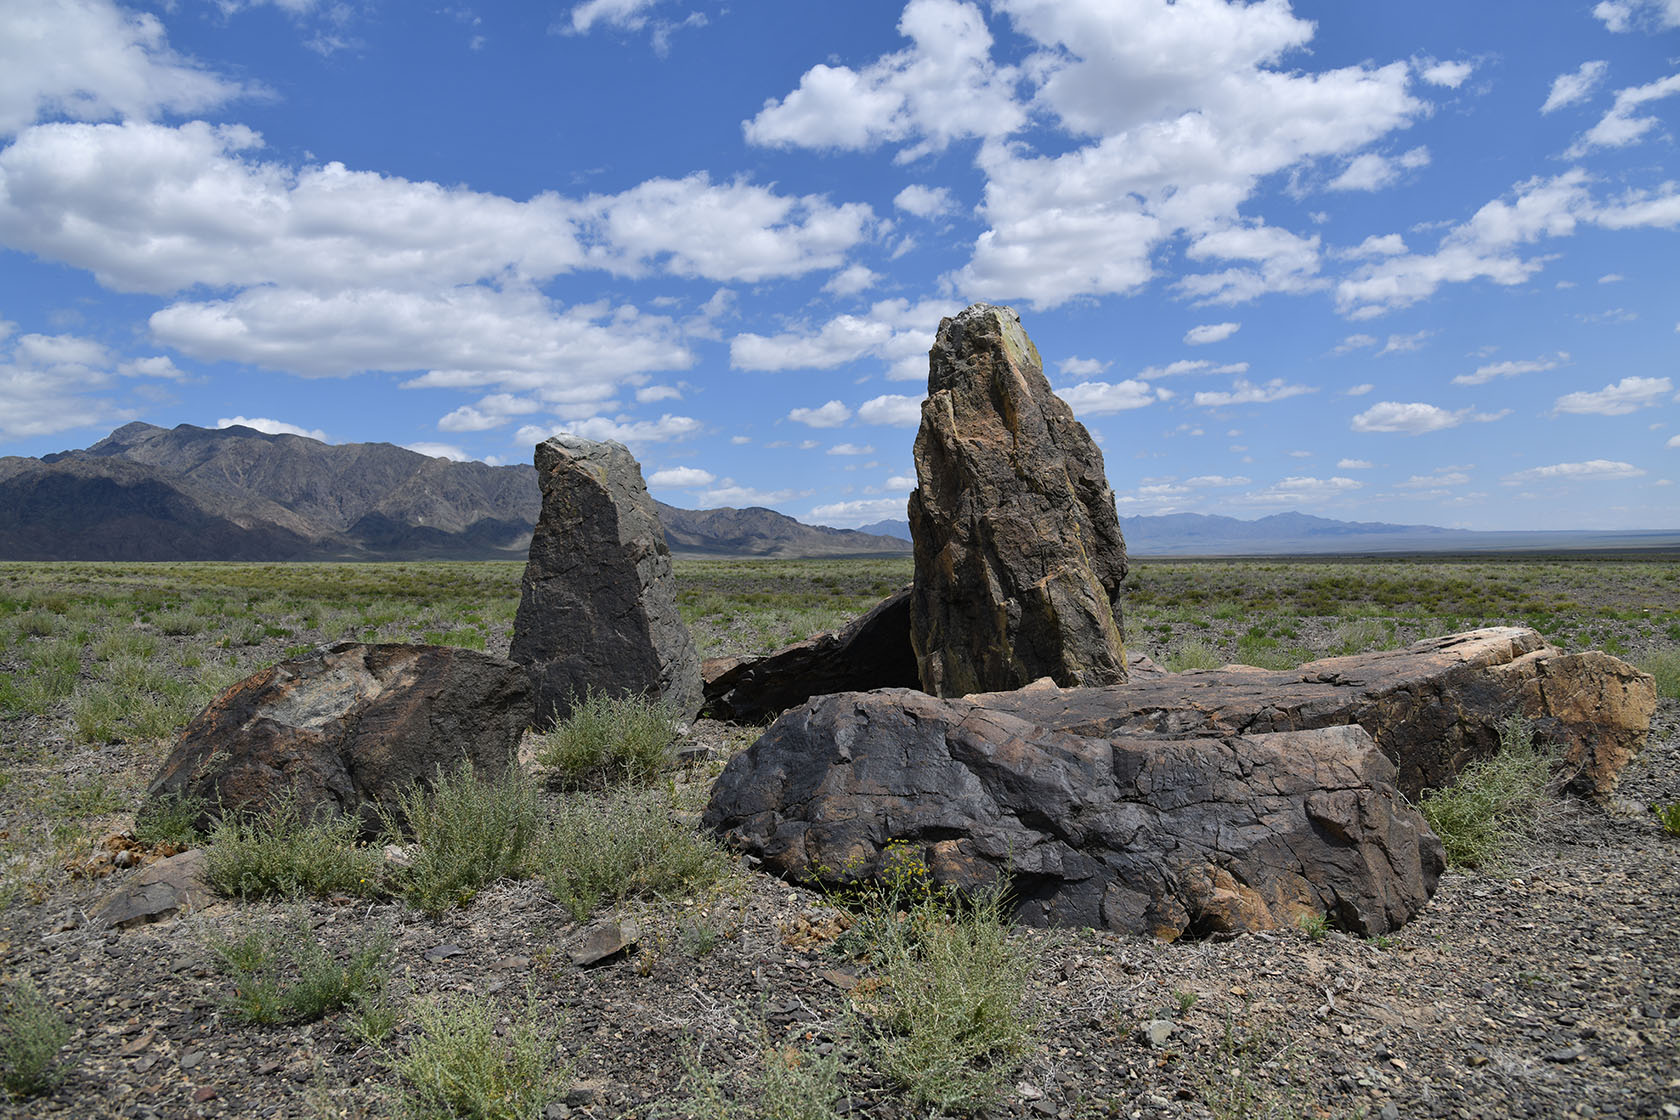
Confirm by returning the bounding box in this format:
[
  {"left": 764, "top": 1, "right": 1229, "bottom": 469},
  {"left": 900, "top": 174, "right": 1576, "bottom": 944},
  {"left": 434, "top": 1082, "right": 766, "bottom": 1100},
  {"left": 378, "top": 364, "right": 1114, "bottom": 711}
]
[{"left": 0, "top": 423, "right": 911, "bottom": 561}]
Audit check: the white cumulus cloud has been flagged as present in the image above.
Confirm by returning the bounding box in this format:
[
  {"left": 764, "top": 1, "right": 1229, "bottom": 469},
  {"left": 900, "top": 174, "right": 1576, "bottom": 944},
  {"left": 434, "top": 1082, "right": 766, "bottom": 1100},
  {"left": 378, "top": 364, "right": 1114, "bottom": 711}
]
[
  {"left": 647, "top": 465, "right": 717, "bottom": 488},
  {"left": 1542, "top": 61, "right": 1609, "bottom": 113},
  {"left": 1552, "top": 375, "right": 1673, "bottom": 415},
  {"left": 1060, "top": 379, "right": 1172, "bottom": 415},
  {"left": 1503, "top": 459, "right": 1646, "bottom": 483},
  {"left": 218, "top": 415, "right": 329, "bottom": 441},
  {"left": 788, "top": 400, "right": 853, "bottom": 428},
  {"left": 1193, "top": 378, "right": 1314, "bottom": 407},
  {"left": 857, "top": 393, "right": 924, "bottom": 427},
  {"left": 1350, "top": 401, "right": 1469, "bottom": 434},
  {"left": 0, "top": 0, "right": 250, "bottom": 137},
  {"left": 1183, "top": 322, "right": 1240, "bottom": 346}
]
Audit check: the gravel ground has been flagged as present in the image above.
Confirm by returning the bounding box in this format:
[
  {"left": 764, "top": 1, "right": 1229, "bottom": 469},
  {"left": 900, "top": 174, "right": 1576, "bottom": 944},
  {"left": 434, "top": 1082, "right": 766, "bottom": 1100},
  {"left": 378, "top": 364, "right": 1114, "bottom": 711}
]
[{"left": 2, "top": 696, "right": 1676, "bottom": 1120}]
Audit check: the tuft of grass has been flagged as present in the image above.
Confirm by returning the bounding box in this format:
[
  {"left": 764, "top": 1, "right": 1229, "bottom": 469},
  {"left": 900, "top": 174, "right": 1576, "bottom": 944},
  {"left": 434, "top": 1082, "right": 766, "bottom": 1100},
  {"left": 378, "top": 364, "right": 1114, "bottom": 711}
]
[
  {"left": 383, "top": 761, "right": 544, "bottom": 914},
  {"left": 536, "top": 690, "right": 678, "bottom": 786},
  {"left": 542, "top": 784, "right": 733, "bottom": 922},
  {"left": 0, "top": 980, "right": 71, "bottom": 1100},
  {"left": 842, "top": 854, "right": 1037, "bottom": 1114},
  {"left": 133, "top": 792, "right": 208, "bottom": 848},
  {"left": 210, "top": 913, "right": 393, "bottom": 1027},
  {"left": 1296, "top": 912, "right": 1329, "bottom": 941},
  {"left": 677, "top": 1027, "right": 849, "bottom": 1120},
  {"left": 1164, "top": 640, "right": 1223, "bottom": 672},
  {"left": 1420, "top": 717, "right": 1554, "bottom": 870},
  {"left": 1636, "top": 648, "right": 1680, "bottom": 701},
  {"left": 204, "top": 794, "right": 385, "bottom": 900},
  {"left": 1654, "top": 802, "right": 1680, "bottom": 837},
  {"left": 390, "top": 986, "right": 566, "bottom": 1120}
]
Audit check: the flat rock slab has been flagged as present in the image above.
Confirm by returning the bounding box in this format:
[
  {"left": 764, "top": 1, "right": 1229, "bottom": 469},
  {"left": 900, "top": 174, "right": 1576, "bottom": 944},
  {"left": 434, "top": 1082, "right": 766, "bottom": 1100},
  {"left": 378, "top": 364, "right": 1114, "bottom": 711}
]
[
  {"left": 704, "top": 691, "right": 1443, "bottom": 940},
  {"left": 966, "top": 627, "right": 1656, "bottom": 800},
  {"left": 146, "top": 642, "right": 532, "bottom": 836},
  {"left": 92, "top": 849, "right": 211, "bottom": 928},
  {"left": 702, "top": 586, "right": 918, "bottom": 722}
]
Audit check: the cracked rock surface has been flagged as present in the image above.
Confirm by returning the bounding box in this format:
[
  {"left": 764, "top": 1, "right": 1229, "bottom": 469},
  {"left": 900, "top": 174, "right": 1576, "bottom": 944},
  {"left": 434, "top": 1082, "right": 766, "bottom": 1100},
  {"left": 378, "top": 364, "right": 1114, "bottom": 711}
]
[{"left": 704, "top": 689, "right": 1444, "bottom": 940}]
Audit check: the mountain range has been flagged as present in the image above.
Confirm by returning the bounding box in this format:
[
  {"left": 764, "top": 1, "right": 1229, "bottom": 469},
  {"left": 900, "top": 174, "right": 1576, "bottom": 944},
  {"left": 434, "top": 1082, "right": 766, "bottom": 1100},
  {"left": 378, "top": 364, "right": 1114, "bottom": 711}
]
[
  {"left": 3, "top": 423, "right": 1673, "bottom": 561},
  {"left": 0, "top": 423, "right": 910, "bottom": 561}
]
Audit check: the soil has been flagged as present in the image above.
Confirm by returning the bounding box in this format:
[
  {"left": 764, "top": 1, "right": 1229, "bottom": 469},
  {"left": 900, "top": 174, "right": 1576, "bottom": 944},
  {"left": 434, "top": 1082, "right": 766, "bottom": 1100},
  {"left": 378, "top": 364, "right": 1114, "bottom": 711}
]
[{"left": 2, "top": 695, "right": 1677, "bottom": 1120}]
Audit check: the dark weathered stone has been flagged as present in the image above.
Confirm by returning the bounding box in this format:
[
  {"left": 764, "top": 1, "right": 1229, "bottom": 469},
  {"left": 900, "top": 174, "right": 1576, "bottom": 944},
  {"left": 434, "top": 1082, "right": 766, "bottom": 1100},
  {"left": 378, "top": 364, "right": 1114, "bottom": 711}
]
[
  {"left": 91, "top": 849, "right": 211, "bottom": 929},
  {"left": 703, "top": 690, "right": 1443, "bottom": 940},
  {"left": 966, "top": 627, "right": 1656, "bottom": 801},
  {"left": 701, "top": 586, "right": 919, "bottom": 722},
  {"left": 145, "top": 642, "right": 532, "bottom": 836},
  {"left": 908, "top": 304, "right": 1127, "bottom": 697},
  {"left": 510, "top": 436, "right": 702, "bottom": 725}
]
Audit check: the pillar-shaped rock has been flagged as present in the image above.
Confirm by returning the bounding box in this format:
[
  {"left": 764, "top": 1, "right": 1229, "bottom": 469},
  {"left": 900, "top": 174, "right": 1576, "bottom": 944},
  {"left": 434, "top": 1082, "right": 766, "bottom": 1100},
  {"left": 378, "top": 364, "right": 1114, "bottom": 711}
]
[
  {"left": 510, "top": 436, "right": 702, "bottom": 725},
  {"left": 909, "top": 304, "right": 1128, "bottom": 696}
]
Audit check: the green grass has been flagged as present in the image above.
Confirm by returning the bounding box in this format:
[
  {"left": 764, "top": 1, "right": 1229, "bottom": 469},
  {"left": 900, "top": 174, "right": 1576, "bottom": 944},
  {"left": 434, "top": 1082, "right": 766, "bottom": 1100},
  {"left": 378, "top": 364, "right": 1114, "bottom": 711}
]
[
  {"left": 678, "top": 1026, "right": 848, "bottom": 1120},
  {"left": 536, "top": 690, "right": 679, "bottom": 786},
  {"left": 860, "top": 881, "right": 1037, "bottom": 1112},
  {"left": 542, "top": 784, "right": 734, "bottom": 922},
  {"left": 204, "top": 794, "right": 386, "bottom": 900},
  {"left": 0, "top": 980, "right": 70, "bottom": 1100},
  {"left": 391, "top": 987, "right": 567, "bottom": 1120},
  {"left": 133, "top": 792, "right": 208, "bottom": 848},
  {"left": 383, "top": 761, "right": 545, "bottom": 914},
  {"left": 1637, "top": 648, "right": 1680, "bottom": 700},
  {"left": 210, "top": 912, "right": 393, "bottom": 1027},
  {"left": 1420, "top": 717, "right": 1555, "bottom": 870},
  {"left": 1163, "top": 639, "right": 1223, "bottom": 672}
]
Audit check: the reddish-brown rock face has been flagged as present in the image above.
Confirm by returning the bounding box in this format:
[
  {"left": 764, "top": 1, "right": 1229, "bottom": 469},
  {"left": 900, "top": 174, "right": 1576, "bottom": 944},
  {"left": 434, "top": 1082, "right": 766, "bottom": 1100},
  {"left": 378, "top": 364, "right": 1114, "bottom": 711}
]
[{"left": 908, "top": 304, "right": 1128, "bottom": 697}]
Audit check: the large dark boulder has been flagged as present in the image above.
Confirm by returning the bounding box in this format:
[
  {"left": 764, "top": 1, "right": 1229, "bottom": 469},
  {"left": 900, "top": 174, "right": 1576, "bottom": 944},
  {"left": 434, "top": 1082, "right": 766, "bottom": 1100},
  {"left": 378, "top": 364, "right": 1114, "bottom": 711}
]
[
  {"left": 145, "top": 643, "right": 532, "bottom": 836},
  {"left": 510, "top": 436, "right": 703, "bottom": 725},
  {"left": 704, "top": 689, "right": 1443, "bottom": 940},
  {"left": 908, "top": 304, "right": 1128, "bottom": 697},
  {"left": 966, "top": 627, "right": 1656, "bottom": 801},
  {"left": 701, "top": 586, "right": 919, "bottom": 722}
]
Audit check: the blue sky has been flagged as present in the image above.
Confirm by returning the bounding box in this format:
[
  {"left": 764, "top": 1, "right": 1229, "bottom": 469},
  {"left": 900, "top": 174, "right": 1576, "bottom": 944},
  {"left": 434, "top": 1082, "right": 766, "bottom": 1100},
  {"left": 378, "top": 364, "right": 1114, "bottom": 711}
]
[{"left": 1, "top": 0, "right": 1677, "bottom": 531}]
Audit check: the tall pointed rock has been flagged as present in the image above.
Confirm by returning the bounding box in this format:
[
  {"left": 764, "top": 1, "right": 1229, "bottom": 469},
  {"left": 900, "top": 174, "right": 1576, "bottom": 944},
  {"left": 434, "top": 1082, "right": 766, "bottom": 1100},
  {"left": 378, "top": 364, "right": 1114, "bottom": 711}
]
[
  {"left": 909, "top": 304, "right": 1128, "bottom": 696},
  {"left": 510, "top": 436, "right": 702, "bottom": 725}
]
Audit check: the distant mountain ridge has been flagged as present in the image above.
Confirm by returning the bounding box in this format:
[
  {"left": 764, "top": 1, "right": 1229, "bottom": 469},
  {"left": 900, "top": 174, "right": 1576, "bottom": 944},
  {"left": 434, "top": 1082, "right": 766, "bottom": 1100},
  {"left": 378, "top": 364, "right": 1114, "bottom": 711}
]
[
  {"left": 0, "top": 423, "right": 911, "bottom": 561},
  {"left": 855, "top": 512, "right": 1680, "bottom": 556}
]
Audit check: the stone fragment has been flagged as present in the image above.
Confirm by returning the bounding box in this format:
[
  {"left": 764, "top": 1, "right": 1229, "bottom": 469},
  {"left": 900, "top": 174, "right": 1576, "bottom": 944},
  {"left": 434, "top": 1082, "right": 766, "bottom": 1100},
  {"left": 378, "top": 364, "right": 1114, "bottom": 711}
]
[
  {"left": 569, "top": 918, "right": 640, "bottom": 967},
  {"left": 703, "top": 689, "right": 1443, "bottom": 940},
  {"left": 702, "top": 586, "right": 918, "bottom": 722},
  {"left": 1140, "top": 1020, "right": 1175, "bottom": 1048},
  {"left": 510, "top": 436, "right": 702, "bottom": 726},
  {"left": 92, "top": 849, "right": 211, "bottom": 928},
  {"left": 908, "top": 304, "right": 1128, "bottom": 696},
  {"left": 145, "top": 642, "right": 532, "bottom": 836},
  {"left": 967, "top": 627, "right": 1655, "bottom": 800}
]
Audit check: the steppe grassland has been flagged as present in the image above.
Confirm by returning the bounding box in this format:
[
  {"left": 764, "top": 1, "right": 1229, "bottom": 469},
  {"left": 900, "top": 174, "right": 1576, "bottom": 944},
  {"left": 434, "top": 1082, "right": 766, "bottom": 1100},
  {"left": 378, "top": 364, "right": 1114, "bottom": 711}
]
[
  {"left": 0, "top": 553, "right": 1674, "bottom": 903},
  {"left": 0, "top": 555, "right": 1677, "bottom": 1114}
]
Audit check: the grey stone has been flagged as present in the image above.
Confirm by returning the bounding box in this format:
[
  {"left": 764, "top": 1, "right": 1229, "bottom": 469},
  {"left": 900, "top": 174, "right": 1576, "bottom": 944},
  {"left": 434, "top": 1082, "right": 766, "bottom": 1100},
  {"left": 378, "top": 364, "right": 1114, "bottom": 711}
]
[
  {"left": 704, "top": 689, "right": 1443, "bottom": 940},
  {"left": 92, "top": 849, "right": 210, "bottom": 928},
  {"left": 908, "top": 304, "right": 1128, "bottom": 696},
  {"left": 966, "top": 626, "right": 1656, "bottom": 801},
  {"left": 511, "top": 436, "right": 702, "bottom": 726},
  {"left": 1141, "top": 1020, "right": 1175, "bottom": 1048}
]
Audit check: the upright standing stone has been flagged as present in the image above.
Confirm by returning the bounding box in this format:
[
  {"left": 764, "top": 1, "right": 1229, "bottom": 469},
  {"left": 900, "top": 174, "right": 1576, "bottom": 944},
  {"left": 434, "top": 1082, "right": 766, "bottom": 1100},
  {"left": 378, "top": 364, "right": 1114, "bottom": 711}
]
[
  {"left": 510, "top": 436, "right": 702, "bottom": 725},
  {"left": 909, "top": 304, "right": 1128, "bottom": 696}
]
